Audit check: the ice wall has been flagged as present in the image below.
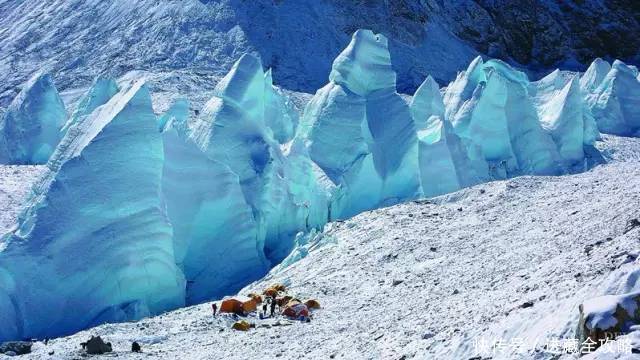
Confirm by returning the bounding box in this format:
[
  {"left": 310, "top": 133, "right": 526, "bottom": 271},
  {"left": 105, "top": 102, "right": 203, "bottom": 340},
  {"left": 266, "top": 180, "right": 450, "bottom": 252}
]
[
  {"left": 164, "top": 54, "right": 330, "bottom": 302},
  {"left": 0, "top": 80, "right": 184, "bottom": 341},
  {"left": 583, "top": 59, "right": 640, "bottom": 136},
  {"left": 160, "top": 98, "right": 269, "bottom": 304},
  {"left": 530, "top": 70, "right": 599, "bottom": 168},
  {"left": 62, "top": 77, "right": 119, "bottom": 133},
  {"left": 0, "top": 73, "right": 66, "bottom": 164},
  {"left": 417, "top": 118, "right": 483, "bottom": 197},
  {"left": 302, "top": 30, "right": 420, "bottom": 219},
  {"left": 443, "top": 58, "right": 597, "bottom": 178},
  {"left": 580, "top": 58, "right": 611, "bottom": 93},
  {"left": 264, "top": 69, "right": 298, "bottom": 144},
  {"left": 410, "top": 75, "right": 445, "bottom": 131}
]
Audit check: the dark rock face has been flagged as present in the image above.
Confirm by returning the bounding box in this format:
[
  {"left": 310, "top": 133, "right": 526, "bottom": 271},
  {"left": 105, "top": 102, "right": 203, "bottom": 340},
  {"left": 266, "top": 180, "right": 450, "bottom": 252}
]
[
  {"left": 442, "top": 0, "right": 640, "bottom": 70},
  {"left": 84, "top": 336, "right": 112, "bottom": 355},
  {"left": 0, "top": 341, "right": 32, "bottom": 355}
]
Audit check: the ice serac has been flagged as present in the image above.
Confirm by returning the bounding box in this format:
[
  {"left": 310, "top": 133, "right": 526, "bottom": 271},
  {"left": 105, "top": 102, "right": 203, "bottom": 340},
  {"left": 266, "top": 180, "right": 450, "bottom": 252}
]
[
  {"left": 579, "top": 58, "right": 611, "bottom": 93},
  {"left": 0, "top": 73, "right": 66, "bottom": 164},
  {"left": 264, "top": 69, "right": 298, "bottom": 144},
  {"left": 410, "top": 75, "right": 445, "bottom": 131},
  {"left": 303, "top": 30, "right": 420, "bottom": 219},
  {"left": 417, "top": 118, "right": 482, "bottom": 197},
  {"left": 62, "top": 77, "right": 119, "bottom": 133},
  {"left": 445, "top": 58, "right": 563, "bottom": 178},
  {"left": 283, "top": 139, "right": 333, "bottom": 233},
  {"left": 179, "top": 54, "right": 319, "bottom": 298},
  {"left": 584, "top": 60, "right": 640, "bottom": 136},
  {"left": 160, "top": 98, "right": 268, "bottom": 304},
  {"left": 0, "top": 79, "right": 185, "bottom": 341},
  {"left": 530, "top": 70, "right": 599, "bottom": 167}
]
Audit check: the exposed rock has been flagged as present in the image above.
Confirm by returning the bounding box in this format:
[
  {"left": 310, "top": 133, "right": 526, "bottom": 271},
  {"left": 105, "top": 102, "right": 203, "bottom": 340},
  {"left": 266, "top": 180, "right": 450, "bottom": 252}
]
[
  {"left": 577, "top": 292, "right": 640, "bottom": 350},
  {"left": 0, "top": 341, "right": 32, "bottom": 355}
]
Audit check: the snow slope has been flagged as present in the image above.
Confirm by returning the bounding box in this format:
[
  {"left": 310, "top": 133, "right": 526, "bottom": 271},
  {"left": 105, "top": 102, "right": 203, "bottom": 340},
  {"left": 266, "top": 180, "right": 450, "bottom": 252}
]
[
  {"left": 2, "top": 0, "right": 638, "bottom": 108},
  {"left": 18, "top": 134, "right": 640, "bottom": 359},
  {"left": 0, "top": 165, "right": 46, "bottom": 235}
]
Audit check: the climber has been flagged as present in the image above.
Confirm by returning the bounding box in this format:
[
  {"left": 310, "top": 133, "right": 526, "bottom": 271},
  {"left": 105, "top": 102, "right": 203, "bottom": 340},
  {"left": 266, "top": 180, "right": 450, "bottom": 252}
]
[
  {"left": 270, "top": 296, "right": 277, "bottom": 317},
  {"left": 211, "top": 303, "right": 217, "bottom": 317},
  {"left": 262, "top": 298, "right": 269, "bottom": 317}
]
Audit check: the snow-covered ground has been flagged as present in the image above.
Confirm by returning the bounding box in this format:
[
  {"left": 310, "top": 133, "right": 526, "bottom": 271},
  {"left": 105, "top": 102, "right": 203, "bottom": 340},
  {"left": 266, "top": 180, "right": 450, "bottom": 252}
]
[
  {"left": 10, "top": 134, "right": 638, "bottom": 360},
  {"left": 0, "top": 165, "right": 46, "bottom": 235}
]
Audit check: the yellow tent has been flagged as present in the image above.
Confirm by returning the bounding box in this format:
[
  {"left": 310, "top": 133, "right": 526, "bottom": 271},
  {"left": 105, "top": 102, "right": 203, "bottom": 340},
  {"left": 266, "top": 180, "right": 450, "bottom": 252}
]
[{"left": 232, "top": 320, "right": 251, "bottom": 331}]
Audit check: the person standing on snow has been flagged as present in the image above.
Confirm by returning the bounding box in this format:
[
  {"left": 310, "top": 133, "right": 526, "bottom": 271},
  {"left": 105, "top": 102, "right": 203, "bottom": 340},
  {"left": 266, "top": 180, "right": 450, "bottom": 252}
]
[
  {"left": 270, "top": 297, "right": 277, "bottom": 317},
  {"left": 262, "top": 298, "right": 269, "bottom": 317},
  {"left": 211, "top": 303, "right": 217, "bottom": 316}
]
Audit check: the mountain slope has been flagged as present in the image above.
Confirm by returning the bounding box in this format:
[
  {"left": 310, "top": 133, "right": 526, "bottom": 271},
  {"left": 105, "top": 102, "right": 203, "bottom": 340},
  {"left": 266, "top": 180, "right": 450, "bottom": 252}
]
[
  {"left": 2, "top": 0, "right": 639, "bottom": 107},
  {"left": 19, "top": 134, "right": 640, "bottom": 359}
]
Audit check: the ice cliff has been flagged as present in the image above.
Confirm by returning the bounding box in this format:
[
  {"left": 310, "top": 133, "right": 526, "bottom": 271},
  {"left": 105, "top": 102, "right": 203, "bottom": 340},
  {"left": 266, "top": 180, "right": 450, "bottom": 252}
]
[{"left": 0, "top": 80, "right": 184, "bottom": 340}]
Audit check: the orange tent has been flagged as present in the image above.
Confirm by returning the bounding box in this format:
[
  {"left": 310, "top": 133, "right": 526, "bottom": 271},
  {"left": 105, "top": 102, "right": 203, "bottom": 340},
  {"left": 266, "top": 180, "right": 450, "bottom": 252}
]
[
  {"left": 220, "top": 298, "right": 244, "bottom": 315},
  {"left": 247, "top": 293, "right": 263, "bottom": 304},
  {"left": 304, "top": 299, "right": 321, "bottom": 310},
  {"left": 263, "top": 283, "right": 286, "bottom": 297},
  {"left": 283, "top": 303, "right": 309, "bottom": 319},
  {"left": 263, "top": 288, "right": 277, "bottom": 297},
  {"left": 241, "top": 297, "right": 258, "bottom": 313}
]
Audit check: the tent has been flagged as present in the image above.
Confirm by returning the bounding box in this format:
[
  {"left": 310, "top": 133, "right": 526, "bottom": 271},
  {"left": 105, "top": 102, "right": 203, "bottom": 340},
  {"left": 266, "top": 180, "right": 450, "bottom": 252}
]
[
  {"left": 241, "top": 297, "right": 258, "bottom": 313},
  {"left": 304, "top": 299, "right": 321, "bottom": 309},
  {"left": 232, "top": 320, "right": 251, "bottom": 331},
  {"left": 220, "top": 298, "right": 244, "bottom": 315},
  {"left": 247, "top": 293, "right": 263, "bottom": 304},
  {"left": 220, "top": 297, "right": 258, "bottom": 315},
  {"left": 282, "top": 303, "right": 309, "bottom": 319}
]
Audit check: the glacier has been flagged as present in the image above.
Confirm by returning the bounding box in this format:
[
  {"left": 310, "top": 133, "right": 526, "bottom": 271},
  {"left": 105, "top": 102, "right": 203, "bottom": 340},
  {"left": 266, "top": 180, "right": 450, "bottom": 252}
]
[
  {"left": 163, "top": 54, "right": 329, "bottom": 303},
  {"left": 2, "top": 29, "right": 640, "bottom": 342},
  {"left": 0, "top": 73, "right": 66, "bottom": 165},
  {"left": 583, "top": 59, "right": 640, "bottom": 137},
  {"left": 417, "top": 118, "right": 484, "bottom": 198},
  {"left": 410, "top": 75, "right": 445, "bottom": 131},
  {"left": 444, "top": 57, "right": 600, "bottom": 178},
  {"left": 0, "top": 79, "right": 185, "bottom": 341},
  {"left": 301, "top": 30, "right": 420, "bottom": 219},
  {"left": 62, "top": 77, "right": 119, "bottom": 134},
  {"left": 530, "top": 70, "right": 599, "bottom": 167},
  {"left": 161, "top": 98, "right": 268, "bottom": 304}
]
